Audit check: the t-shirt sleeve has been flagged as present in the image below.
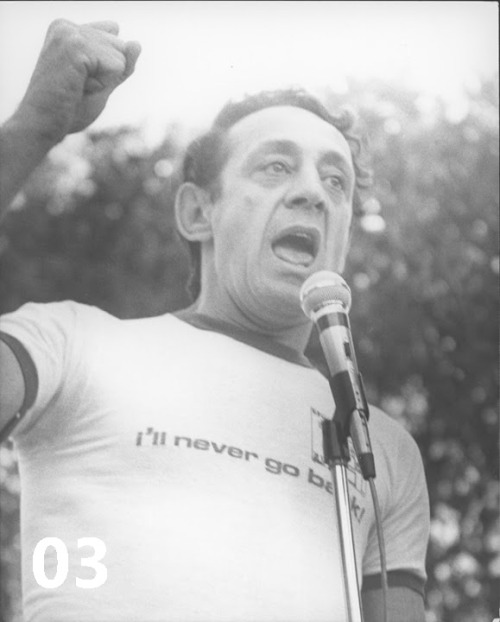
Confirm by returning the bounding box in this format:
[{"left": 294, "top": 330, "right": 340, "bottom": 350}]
[
  {"left": 362, "top": 423, "right": 430, "bottom": 593},
  {"left": 0, "top": 301, "right": 80, "bottom": 437}
]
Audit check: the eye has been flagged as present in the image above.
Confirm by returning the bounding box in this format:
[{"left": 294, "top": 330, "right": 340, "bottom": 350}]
[
  {"left": 263, "top": 161, "right": 291, "bottom": 176},
  {"left": 323, "top": 174, "right": 345, "bottom": 191}
]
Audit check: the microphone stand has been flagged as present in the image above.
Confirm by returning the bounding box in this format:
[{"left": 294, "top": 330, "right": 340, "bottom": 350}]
[
  {"left": 300, "top": 271, "right": 376, "bottom": 621},
  {"left": 323, "top": 417, "right": 363, "bottom": 622},
  {"left": 322, "top": 388, "right": 371, "bottom": 622}
]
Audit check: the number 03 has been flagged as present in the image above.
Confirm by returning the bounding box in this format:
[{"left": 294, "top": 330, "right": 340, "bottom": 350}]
[{"left": 32, "top": 537, "right": 107, "bottom": 589}]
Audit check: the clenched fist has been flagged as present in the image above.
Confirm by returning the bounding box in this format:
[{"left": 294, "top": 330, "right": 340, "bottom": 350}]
[{"left": 18, "top": 19, "right": 141, "bottom": 144}]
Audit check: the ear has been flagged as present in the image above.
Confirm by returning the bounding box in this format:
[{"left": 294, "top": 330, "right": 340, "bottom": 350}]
[{"left": 175, "top": 182, "right": 213, "bottom": 242}]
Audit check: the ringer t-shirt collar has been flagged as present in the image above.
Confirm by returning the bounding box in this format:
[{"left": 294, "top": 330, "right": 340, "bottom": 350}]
[{"left": 174, "top": 308, "right": 314, "bottom": 369}]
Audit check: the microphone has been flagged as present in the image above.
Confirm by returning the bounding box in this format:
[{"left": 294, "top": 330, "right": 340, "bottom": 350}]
[{"left": 300, "top": 271, "right": 376, "bottom": 480}]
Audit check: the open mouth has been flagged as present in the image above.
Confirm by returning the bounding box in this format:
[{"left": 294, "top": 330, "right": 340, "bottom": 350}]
[{"left": 271, "top": 227, "right": 320, "bottom": 267}]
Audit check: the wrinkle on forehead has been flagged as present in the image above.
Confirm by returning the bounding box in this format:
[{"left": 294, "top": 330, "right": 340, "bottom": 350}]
[{"left": 226, "top": 105, "right": 354, "bottom": 169}]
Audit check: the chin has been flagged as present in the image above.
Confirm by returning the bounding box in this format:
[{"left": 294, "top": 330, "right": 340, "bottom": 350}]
[
  {"left": 250, "top": 258, "right": 320, "bottom": 322},
  {"left": 256, "top": 275, "right": 305, "bottom": 322}
]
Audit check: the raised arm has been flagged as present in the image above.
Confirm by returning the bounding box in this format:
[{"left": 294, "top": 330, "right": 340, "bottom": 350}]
[
  {"left": 0, "top": 20, "right": 141, "bottom": 438},
  {"left": 0, "top": 19, "right": 141, "bottom": 219}
]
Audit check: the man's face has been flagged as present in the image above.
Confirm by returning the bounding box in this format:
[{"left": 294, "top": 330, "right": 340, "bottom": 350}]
[{"left": 205, "top": 105, "right": 355, "bottom": 329}]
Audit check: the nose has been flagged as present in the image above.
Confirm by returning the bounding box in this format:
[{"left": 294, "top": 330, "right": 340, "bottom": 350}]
[{"left": 284, "top": 166, "right": 326, "bottom": 211}]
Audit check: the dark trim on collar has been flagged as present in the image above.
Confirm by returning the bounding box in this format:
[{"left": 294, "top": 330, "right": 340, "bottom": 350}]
[{"left": 174, "top": 309, "right": 314, "bottom": 369}]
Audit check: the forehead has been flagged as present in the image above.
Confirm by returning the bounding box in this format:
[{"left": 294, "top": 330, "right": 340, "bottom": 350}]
[{"left": 225, "top": 105, "right": 353, "bottom": 166}]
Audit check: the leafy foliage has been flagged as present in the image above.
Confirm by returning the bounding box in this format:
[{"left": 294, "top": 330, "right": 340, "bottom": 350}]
[
  {"left": 336, "top": 80, "right": 499, "bottom": 622},
  {"left": 0, "top": 79, "right": 498, "bottom": 622}
]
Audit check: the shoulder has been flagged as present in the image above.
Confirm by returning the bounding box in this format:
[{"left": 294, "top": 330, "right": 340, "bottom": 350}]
[
  {"left": 368, "top": 405, "right": 424, "bottom": 469},
  {"left": 1, "top": 299, "right": 114, "bottom": 328},
  {"left": 368, "top": 404, "right": 416, "bottom": 440},
  {"left": 361, "top": 406, "right": 430, "bottom": 593},
  {"left": 365, "top": 404, "right": 429, "bottom": 517},
  {"left": 0, "top": 301, "right": 131, "bottom": 359}
]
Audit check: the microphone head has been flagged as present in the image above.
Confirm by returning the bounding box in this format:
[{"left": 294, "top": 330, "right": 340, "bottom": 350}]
[{"left": 300, "top": 271, "right": 352, "bottom": 319}]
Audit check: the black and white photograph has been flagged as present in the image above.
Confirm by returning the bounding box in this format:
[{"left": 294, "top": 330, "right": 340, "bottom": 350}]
[{"left": 0, "top": 2, "right": 498, "bottom": 621}]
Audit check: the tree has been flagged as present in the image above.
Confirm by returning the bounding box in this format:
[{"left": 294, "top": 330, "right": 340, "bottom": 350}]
[{"left": 0, "top": 79, "right": 498, "bottom": 622}]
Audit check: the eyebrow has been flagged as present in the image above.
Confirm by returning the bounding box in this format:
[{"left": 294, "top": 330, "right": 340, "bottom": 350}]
[{"left": 253, "top": 139, "right": 298, "bottom": 155}]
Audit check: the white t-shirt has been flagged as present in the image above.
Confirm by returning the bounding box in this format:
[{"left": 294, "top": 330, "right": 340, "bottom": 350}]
[{"left": 0, "top": 301, "right": 430, "bottom": 622}]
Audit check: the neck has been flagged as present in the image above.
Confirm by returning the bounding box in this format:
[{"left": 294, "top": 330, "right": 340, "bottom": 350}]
[{"left": 188, "top": 290, "right": 313, "bottom": 355}]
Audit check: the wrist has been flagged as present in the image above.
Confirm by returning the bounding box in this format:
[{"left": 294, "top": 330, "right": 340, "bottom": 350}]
[
  {"left": 0, "top": 109, "right": 60, "bottom": 215},
  {"left": 8, "top": 100, "right": 68, "bottom": 151}
]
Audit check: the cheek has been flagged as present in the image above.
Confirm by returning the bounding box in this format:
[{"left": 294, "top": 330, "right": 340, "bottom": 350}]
[
  {"left": 326, "top": 207, "right": 352, "bottom": 253},
  {"left": 334, "top": 199, "right": 353, "bottom": 228},
  {"left": 214, "top": 191, "right": 266, "bottom": 245}
]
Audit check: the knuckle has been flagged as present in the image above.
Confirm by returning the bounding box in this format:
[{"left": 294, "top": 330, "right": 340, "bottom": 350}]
[
  {"left": 48, "top": 19, "right": 88, "bottom": 53},
  {"left": 47, "top": 18, "right": 75, "bottom": 38}
]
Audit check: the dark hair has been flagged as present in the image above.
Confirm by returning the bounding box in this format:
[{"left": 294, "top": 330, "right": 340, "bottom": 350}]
[{"left": 180, "top": 88, "right": 373, "bottom": 300}]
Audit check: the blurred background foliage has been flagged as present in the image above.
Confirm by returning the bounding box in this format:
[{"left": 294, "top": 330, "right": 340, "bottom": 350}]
[{"left": 0, "top": 78, "right": 498, "bottom": 622}]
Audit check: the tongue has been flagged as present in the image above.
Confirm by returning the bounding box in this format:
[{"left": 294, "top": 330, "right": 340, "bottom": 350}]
[{"left": 273, "top": 237, "right": 314, "bottom": 266}]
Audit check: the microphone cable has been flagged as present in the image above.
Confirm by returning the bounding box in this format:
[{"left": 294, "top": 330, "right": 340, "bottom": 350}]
[{"left": 368, "top": 476, "right": 388, "bottom": 622}]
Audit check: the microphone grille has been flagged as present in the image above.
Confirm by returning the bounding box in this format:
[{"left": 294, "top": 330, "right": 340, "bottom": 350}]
[{"left": 300, "top": 271, "right": 352, "bottom": 318}]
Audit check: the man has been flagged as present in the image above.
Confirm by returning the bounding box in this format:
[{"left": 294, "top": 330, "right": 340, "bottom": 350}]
[{"left": 0, "top": 20, "right": 430, "bottom": 622}]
